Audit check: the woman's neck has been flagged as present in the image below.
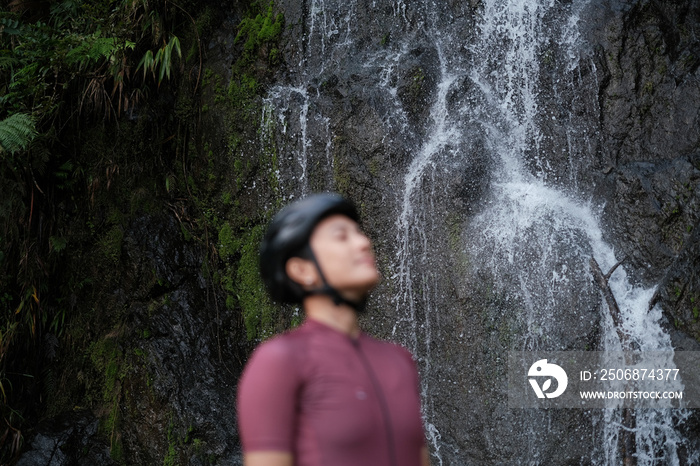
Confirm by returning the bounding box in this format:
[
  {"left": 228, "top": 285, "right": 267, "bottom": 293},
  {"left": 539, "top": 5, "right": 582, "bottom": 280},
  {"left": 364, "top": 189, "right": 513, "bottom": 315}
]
[{"left": 303, "top": 294, "right": 360, "bottom": 338}]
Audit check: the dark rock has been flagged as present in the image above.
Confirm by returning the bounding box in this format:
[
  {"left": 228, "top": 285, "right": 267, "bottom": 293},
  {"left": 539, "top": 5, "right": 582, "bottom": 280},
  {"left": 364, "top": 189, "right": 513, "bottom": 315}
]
[
  {"left": 16, "top": 411, "right": 115, "bottom": 466},
  {"left": 395, "top": 46, "right": 440, "bottom": 127},
  {"left": 654, "top": 216, "right": 700, "bottom": 343},
  {"left": 603, "top": 157, "right": 700, "bottom": 285},
  {"left": 118, "top": 214, "right": 244, "bottom": 464},
  {"left": 29, "top": 0, "right": 700, "bottom": 463}
]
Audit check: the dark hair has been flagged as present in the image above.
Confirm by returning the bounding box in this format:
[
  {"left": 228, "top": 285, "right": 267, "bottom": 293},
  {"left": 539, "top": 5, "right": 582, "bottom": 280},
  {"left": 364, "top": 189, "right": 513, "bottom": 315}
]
[{"left": 259, "top": 193, "right": 359, "bottom": 304}]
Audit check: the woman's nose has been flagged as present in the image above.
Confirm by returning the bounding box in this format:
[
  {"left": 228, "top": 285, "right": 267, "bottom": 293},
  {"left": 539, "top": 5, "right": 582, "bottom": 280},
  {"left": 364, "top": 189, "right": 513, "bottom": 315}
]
[{"left": 355, "top": 232, "right": 371, "bottom": 249}]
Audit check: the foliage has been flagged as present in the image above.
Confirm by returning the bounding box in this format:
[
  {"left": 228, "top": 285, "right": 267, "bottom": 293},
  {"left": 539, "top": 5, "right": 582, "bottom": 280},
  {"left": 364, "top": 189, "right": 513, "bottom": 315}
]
[
  {"left": 0, "top": 0, "right": 286, "bottom": 461},
  {"left": 89, "top": 334, "right": 127, "bottom": 460},
  {"left": 0, "top": 0, "right": 199, "bottom": 461},
  {"left": 234, "top": 2, "right": 284, "bottom": 63},
  {"left": 217, "top": 222, "right": 239, "bottom": 261},
  {"left": 227, "top": 1, "right": 284, "bottom": 116},
  {"left": 0, "top": 113, "right": 37, "bottom": 154},
  {"left": 138, "top": 35, "right": 182, "bottom": 85},
  {"left": 201, "top": 1, "right": 286, "bottom": 343}
]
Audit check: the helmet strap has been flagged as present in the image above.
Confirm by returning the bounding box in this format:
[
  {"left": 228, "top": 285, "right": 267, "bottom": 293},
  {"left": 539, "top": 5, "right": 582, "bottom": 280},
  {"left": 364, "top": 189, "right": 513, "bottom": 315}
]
[{"left": 301, "top": 245, "right": 367, "bottom": 313}]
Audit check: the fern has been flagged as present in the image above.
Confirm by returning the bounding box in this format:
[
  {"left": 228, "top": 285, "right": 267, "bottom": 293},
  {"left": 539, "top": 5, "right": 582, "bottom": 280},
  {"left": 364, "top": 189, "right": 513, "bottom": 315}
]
[
  {"left": 0, "top": 55, "right": 19, "bottom": 70},
  {"left": 0, "top": 113, "right": 37, "bottom": 154},
  {"left": 48, "top": 236, "right": 67, "bottom": 253},
  {"left": 65, "top": 37, "right": 121, "bottom": 69}
]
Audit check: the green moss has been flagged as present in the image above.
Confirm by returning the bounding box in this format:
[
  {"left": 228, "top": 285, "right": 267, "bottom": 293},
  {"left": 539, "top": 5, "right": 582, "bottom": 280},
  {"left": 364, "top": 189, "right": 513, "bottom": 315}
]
[
  {"left": 411, "top": 67, "right": 425, "bottom": 95},
  {"left": 89, "top": 334, "right": 128, "bottom": 460},
  {"left": 225, "top": 294, "right": 236, "bottom": 310},
  {"left": 218, "top": 223, "right": 240, "bottom": 261},
  {"left": 163, "top": 417, "right": 178, "bottom": 466},
  {"left": 674, "top": 285, "right": 682, "bottom": 299},
  {"left": 368, "top": 158, "right": 380, "bottom": 177},
  {"left": 290, "top": 307, "right": 303, "bottom": 328},
  {"left": 234, "top": 2, "right": 284, "bottom": 64},
  {"left": 99, "top": 225, "right": 124, "bottom": 264},
  {"left": 228, "top": 74, "right": 259, "bottom": 109},
  {"left": 202, "top": 68, "right": 214, "bottom": 85},
  {"left": 380, "top": 33, "right": 390, "bottom": 46},
  {"left": 192, "top": 438, "right": 203, "bottom": 454},
  {"left": 236, "top": 224, "right": 278, "bottom": 340},
  {"left": 90, "top": 339, "right": 120, "bottom": 401},
  {"left": 221, "top": 191, "right": 232, "bottom": 205}
]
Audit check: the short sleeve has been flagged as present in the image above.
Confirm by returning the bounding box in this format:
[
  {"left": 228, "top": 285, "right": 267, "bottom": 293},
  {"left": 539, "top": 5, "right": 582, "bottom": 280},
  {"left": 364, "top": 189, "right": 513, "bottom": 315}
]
[
  {"left": 395, "top": 345, "right": 421, "bottom": 394},
  {"left": 237, "top": 338, "right": 301, "bottom": 452},
  {"left": 395, "top": 344, "right": 426, "bottom": 447}
]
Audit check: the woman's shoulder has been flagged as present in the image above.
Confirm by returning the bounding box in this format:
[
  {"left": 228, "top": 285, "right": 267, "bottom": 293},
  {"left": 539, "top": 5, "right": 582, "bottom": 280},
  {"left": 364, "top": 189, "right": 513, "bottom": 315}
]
[
  {"left": 246, "top": 325, "right": 311, "bottom": 365},
  {"left": 363, "top": 333, "right": 416, "bottom": 363}
]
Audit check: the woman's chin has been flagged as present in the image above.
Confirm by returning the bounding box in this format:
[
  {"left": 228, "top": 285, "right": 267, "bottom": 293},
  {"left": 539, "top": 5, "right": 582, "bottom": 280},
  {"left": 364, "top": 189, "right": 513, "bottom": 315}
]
[{"left": 354, "top": 276, "right": 380, "bottom": 297}]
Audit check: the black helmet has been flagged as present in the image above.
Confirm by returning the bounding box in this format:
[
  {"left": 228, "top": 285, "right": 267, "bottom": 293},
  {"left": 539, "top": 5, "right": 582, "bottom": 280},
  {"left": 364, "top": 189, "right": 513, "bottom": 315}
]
[{"left": 259, "top": 193, "right": 361, "bottom": 306}]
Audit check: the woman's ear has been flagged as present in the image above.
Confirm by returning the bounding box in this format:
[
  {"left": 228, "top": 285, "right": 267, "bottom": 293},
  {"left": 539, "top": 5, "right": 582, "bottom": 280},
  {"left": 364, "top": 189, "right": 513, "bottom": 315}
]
[{"left": 285, "top": 257, "right": 317, "bottom": 288}]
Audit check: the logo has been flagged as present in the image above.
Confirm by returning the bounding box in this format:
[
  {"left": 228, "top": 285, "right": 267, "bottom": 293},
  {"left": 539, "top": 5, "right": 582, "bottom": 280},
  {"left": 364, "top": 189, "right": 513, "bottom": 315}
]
[{"left": 528, "top": 359, "right": 568, "bottom": 399}]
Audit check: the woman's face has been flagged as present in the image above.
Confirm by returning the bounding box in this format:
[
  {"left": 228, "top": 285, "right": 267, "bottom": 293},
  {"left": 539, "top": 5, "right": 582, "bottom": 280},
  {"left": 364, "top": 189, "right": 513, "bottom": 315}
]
[{"left": 308, "top": 214, "right": 379, "bottom": 300}]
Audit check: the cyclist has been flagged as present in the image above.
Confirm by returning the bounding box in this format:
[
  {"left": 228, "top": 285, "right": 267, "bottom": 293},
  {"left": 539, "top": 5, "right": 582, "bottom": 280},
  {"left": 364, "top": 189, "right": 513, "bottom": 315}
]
[{"left": 237, "top": 193, "right": 429, "bottom": 466}]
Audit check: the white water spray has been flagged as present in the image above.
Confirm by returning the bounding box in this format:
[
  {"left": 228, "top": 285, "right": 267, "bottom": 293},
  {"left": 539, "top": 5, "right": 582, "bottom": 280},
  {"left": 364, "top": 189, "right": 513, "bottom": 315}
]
[
  {"left": 260, "top": 0, "right": 694, "bottom": 463},
  {"left": 467, "top": 0, "right": 692, "bottom": 464}
]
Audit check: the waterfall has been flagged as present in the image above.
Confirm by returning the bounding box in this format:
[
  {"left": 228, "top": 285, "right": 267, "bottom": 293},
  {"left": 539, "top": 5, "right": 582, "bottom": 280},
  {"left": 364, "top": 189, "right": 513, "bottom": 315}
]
[
  {"left": 463, "top": 0, "right": 694, "bottom": 465},
  {"left": 262, "top": 0, "right": 696, "bottom": 463}
]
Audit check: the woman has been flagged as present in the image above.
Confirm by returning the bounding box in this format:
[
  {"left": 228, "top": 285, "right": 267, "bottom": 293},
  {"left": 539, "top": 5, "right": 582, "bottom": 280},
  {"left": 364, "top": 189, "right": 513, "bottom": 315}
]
[{"left": 237, "top": 193, "right": 430, "bottom": 466}]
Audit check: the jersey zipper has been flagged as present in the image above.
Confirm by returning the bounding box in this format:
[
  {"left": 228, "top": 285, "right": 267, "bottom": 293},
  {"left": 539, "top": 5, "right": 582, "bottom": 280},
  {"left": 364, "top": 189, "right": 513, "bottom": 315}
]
[{"left": 352, "top": 338, "right": 398, "bottom": 466}]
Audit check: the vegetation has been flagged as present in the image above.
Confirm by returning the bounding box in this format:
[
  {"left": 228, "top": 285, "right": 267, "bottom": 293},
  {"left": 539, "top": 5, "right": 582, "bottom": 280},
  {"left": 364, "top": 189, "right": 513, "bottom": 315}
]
[
  {"left": 209, "top": 0, "right": 285, "bottom": 341},
  {"left": 0, "top": 0, "right": 211, "bottom": 461},
  {"left": 0, "top": 0, "right": 288, "bottom": 460}
]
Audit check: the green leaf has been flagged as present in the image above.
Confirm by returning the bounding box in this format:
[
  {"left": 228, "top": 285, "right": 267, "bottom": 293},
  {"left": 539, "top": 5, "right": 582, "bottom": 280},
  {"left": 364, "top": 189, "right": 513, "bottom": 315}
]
[
  {"left": 49, "top": 236, "right": 67, "bottom": 252},
  {"left": 169, "top": 36, "right": 181, "bottom": 59},
  {"left": 0, "top": 18, "right": 22, "bottom": 35},
  {"left": 0, "top": 113, "right": 37, "bottom": 154},
  {"left": 137, "top": 49, "right": 154, "bottom": 80}
]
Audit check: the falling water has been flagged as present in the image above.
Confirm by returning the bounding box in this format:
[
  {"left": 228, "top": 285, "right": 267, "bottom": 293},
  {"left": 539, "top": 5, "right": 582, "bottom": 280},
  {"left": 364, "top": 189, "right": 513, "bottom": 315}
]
[
  {"left": 261, "top": 0, "right": 695, "bottom": 463},
  {"left": 464, "top": 0, "right": 694, "bottom": 465}
]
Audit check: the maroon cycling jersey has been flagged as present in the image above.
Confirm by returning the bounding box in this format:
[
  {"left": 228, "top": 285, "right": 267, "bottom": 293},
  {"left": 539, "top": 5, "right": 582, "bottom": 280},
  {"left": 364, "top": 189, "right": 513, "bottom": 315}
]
[{"left": 237, "top": 319, "right": 425, "bottom": 466}]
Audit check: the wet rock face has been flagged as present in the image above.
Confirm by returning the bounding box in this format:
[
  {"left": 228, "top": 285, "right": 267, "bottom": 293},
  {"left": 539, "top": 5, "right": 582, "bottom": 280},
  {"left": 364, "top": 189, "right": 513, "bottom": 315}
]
[
  {"left": 15, "top": 411, "right": 114, "bottom": 466},
  {"left": 119, "top": 214, "right": 244, "bottom": 464},
  {"left": 583, "top": 1, "right": 700, "bottom": 346},
  {"left": 18, "top": 214, "right": 246, "bottom": 465},
  {"left": 19, "top": 0, "right": 700, "bottom": 464},
  {"left": 596, "top": 1, "right": 700, "bottom": 165},
  {"left": 592, "top": 0, "right": 700, "bottom": 284},
  {"left": 606, "top": 158, "right": 700, "bottom": 285},
  {"left": 532, "top": 0, "right": 700, "bottom": 339},
  {"left": 267, "top": 0, "right": 700, "bottom": 464},
  {"left": 654, "top": 220, "right": 700, "bottom": 344}
]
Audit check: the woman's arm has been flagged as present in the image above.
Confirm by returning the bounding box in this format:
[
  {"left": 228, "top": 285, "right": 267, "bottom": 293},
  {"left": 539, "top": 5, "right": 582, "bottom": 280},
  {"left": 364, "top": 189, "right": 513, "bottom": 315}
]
[
  {"left": 421, "top": 446, "right": 431, "bottom": 466},
  {"left": 237, "top": 340, "right": 300, "bottom": 461},
  {"left": 244, "top": 452, "right": 293, "bottom": 466}
]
